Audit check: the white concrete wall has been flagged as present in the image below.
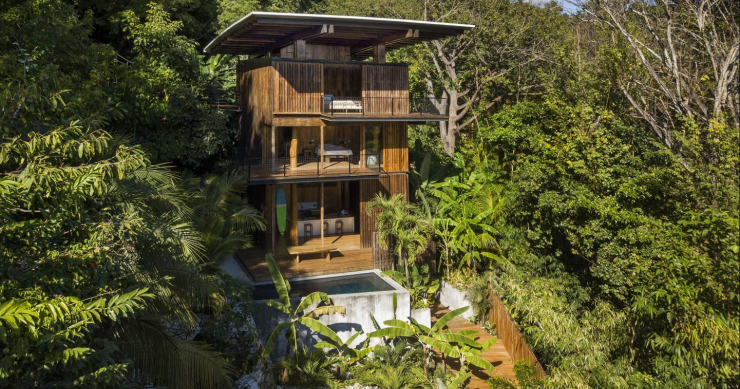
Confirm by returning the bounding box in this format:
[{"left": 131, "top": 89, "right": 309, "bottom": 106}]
[
  {"left": 410, "top": 308, "right": 431, "bottom": 328},
  {"left": 439, "top": 281, "right": 474, "bottom": 319},
  {"left": 251, "top": 270, "right": 410, "bottom": 359}
]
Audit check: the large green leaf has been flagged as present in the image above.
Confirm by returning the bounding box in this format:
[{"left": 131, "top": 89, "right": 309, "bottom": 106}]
[
  {"left": 447, "top": 371, "right": 472, "bottom": 389},
  {"left": 299, "top": 317, "right": 342, "bottom": 344},
  {"left": 431, "top": 306, "right": 469, "bottom": 333},
  {"left": 437, "top": 332, "right": 481, "bottom": 348},
  {"left": 419, "top": 335, "right": 459, "bottom": 358},
  {"left": 408, "top": 316, "right": 431, "bottom": 334},
  {"left": 479, "top": 337, "right": 497, "bottom": 351},
  {"left": 295, "top": 291, "right": 331, "bottom": 315},
  {"left": 367, "top": 327, "right": 415, "bottom": 339},
  {"left": 263, "top": 299, "right": 289, "bottom": 314},
  {"left": 466, "top": 354, "right": 495, "bottom": 371},
  {"left": 262, "top": 321, "right": 290, "bottom": 358},
  {"left": 264, "top": 254, "right": 291, "bottom": 307},
  {"left": 383, "top": 319, "right": 417, "bottom": 333},
  {"left": 345, "top": 330, "right": 363, "bottom": 346}
]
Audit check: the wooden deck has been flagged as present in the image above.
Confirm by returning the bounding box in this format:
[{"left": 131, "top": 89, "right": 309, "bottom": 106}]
[
  {"left": 238, "top": 233, "right": 374, "bottom": 281},
  {"left": 431, "top": 303, "right": 517, "bottom": 388}
]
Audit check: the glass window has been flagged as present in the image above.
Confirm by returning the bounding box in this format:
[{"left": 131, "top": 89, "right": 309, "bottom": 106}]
[{"left": 364, "top": 126, "right": 383, "bottom": 167}]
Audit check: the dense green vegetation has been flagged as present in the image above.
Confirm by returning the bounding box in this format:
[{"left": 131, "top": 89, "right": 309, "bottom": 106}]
[{"left": 1, "top": 0, "right": 737, "bottom": 388}]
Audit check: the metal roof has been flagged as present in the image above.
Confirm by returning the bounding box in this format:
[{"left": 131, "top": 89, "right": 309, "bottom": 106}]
[{"left": 204, "top": 12, "right": 474, "bottom": 58}]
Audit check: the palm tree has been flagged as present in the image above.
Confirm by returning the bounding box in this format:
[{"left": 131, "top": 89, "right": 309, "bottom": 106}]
[
  {"left": 261, "top": 254, "right": 346, "bottom": 359},
  {"left": 184, "top": 171, "right": 265, "bottom": 268},
  {"left": 367, "top": 194, "right": 433, "bottom": 285}
]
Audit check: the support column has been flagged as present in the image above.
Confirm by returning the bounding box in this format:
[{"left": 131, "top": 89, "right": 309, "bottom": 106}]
[
  {"left": 374, "top": 44, "right": 386, "bottom": 63},
  {"left": 320, "top": 182, "right": 325, "bottom": 245},
  {"left": 359, "top": 126, "right": 366, "bottom": 168},
  {"left": 290, "top": 127, "right": 298, "bottom": 168},
  {"left": 290, "top": 183, "right": 298, "bottom": 246},
  {"left": 320, "top": 125, "right": 325, "bottom": 173},
  {"left": 270, "top": 126, "right": 276, "bottom": 171}
]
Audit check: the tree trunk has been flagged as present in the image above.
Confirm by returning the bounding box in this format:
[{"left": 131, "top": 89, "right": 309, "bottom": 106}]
[{"left": 402, "top": 250, "right": 410, "bottom": 286}]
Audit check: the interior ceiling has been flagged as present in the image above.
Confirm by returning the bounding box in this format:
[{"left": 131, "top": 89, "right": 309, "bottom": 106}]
[{"left": 204, "top": 13, "right": 474, "bottom": 59}]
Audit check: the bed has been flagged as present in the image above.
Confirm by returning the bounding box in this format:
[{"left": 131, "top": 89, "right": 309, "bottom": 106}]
[{"left": 315, "top": 144, "right": 353, "bottom": 157}]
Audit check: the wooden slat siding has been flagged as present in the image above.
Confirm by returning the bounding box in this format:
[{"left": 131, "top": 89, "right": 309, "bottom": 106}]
[
  {"left": 382, "top": 122, "right": 409, "bottom": 172},
  {"left": 324, "top": 64, "right": 362, "bottom": 98},
  {"left": 362, "top": 64, "right": 409, "bottom": 115},
  {"left": 360, "top": 173, "right": 409, "bottom": 248},
  {"left": 487, "top": 283, "right": 547, "bottom": 379},
  {"left": 280, "top": 44, "right": 351, "bottom": 61},
  {"left": 274, "top": 61, "right": 322, "bottom": 113},
  {"left": 237, "top": 58, "right": 273, "bottom": 148}
]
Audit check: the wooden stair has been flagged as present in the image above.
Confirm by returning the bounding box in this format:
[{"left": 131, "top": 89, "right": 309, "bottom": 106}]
[{"left": 430, "top": 303, "right": 517, "bottom": 388}]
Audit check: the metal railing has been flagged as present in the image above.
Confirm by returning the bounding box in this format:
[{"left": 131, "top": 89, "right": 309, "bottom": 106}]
[
  {"left": 321, "top": 96, "right": 447, "bottom": 117},
  {"left": 233, "top": 148, "right": 381, "bottom": 180},
  {"left": 204, "top": 88, "right": 240, "bottom": 109}
]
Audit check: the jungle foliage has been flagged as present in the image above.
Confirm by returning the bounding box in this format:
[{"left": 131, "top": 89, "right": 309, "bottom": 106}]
[{"left": 1, "top": 0, "right": 738, "bottom": 388}]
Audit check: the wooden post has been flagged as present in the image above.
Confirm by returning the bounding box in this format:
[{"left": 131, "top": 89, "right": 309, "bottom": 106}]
[
  {"left": 320, "top": 182, "right": 325, "bottom": 245},
  {"left": 290, "top": 127, "right": 298, "bottom": 168},
  {"left": 343, "top": 182, "right": 350, "bottom": 214},
  {"left": 359, "top": 126, "right": 366, "bottom": 168},
  {"left": 374, "top": 44, "right": 386, "bottom": 63},
  {"left": 270, "top": 126, "right": 276, "bottom": 171},
  {"left": 320, "top": 125, "right": 325, "bottom": 173},
  {"left": 290, "top": 184, "right": 298, "bottom": 246}
]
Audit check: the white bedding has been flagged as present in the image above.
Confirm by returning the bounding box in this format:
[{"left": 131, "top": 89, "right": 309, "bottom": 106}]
[{"left": 316, "top": 144, "right": 353, "bottom": 157}]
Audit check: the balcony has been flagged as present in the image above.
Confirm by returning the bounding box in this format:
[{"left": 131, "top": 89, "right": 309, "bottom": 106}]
[
  {"left": 234, "top": 149, "right": 382, "bottom": 182},
  {"left": 320, "top": 96, "right": 448, "bottom": 122}
]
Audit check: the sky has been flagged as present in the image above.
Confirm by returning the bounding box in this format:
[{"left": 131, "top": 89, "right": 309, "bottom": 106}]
[{"left": 526, "top": 0, "right": 582, "bottom": 14}]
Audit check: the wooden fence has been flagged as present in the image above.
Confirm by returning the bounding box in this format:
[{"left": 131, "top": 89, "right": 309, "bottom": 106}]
[{"left": 487, "top": 283, "right": 547, "bottom": 379}]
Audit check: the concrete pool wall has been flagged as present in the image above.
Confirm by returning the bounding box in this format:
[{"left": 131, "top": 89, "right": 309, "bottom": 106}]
[{"left": 250, "top": 270, "right": 410, "bottom": 358}]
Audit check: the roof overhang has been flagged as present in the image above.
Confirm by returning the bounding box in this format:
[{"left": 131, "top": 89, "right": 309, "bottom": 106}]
[{"left": 204, "top": 12, "right": 474, "bottom": 58}]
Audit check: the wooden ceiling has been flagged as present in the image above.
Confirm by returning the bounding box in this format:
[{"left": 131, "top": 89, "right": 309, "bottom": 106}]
[{"left": 204, "top": 12, "right": 474, "bottom": 59}]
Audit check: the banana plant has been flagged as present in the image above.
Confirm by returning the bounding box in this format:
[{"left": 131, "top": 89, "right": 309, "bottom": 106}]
[
  {"left": 314, "top": 329, "right": 376, "bottom": 364},
  {"left": 261, "top": 254, "right": 346, "bottom": 359},
  {"left": 367, "top": 306, "right": 496, "bottom": 378},
  {"left": 430, "top": 161, "right": 505, "bottom": 278}
]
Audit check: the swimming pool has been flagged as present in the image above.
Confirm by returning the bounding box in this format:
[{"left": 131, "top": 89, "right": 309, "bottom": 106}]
[{"left": 253, "top": 272, "right": 396, "bottom": 300}]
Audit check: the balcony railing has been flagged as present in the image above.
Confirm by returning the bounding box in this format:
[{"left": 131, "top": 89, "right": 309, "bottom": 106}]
[
  {"left": 234, "top": 148, "right": 381, "bottom": 180},
  {"left": 322, "top": 96, "right": 447, "bottom": 117}
]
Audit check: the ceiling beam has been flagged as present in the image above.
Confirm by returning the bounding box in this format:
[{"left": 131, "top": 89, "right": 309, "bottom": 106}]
[
  {"left": 260, "top": 24, "right": 334, "bottom": 54},
  {"left": 350, "top": 29, "right": 418, "bottom": 54}
]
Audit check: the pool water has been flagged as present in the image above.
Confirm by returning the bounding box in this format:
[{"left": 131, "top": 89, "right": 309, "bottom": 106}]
[{"left": 253, "top": 273, "right": 395, "bottom": 300}]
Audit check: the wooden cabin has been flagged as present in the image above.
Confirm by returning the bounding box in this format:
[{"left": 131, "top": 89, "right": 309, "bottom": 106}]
[{"left": 205, "top": 12, "right": 473, "bottom": 280}]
